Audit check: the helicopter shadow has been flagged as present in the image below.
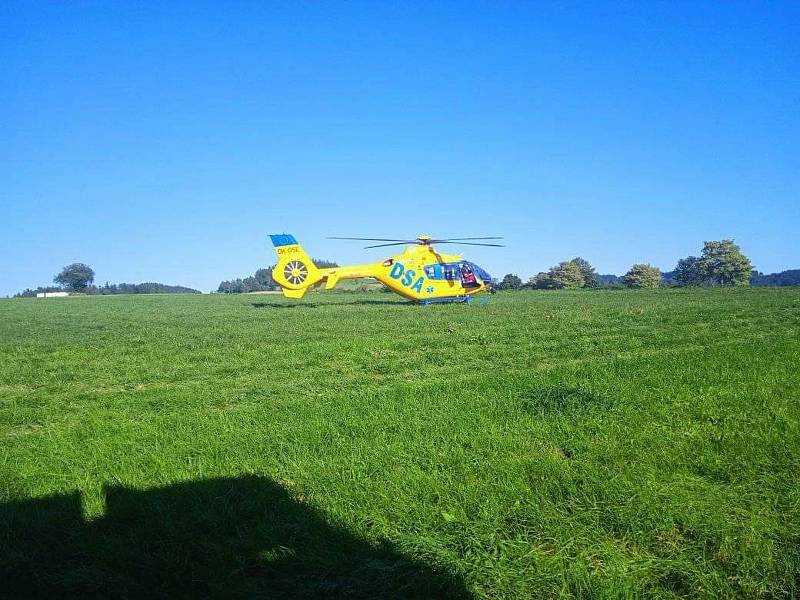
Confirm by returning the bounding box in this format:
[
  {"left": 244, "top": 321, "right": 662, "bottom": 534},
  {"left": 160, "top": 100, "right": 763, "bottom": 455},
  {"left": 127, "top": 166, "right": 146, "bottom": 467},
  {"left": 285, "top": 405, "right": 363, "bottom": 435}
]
[
  {"left": 251, "top": 302, "right": 318, "bottom": 309},
  {"left": 0, "top": 475, "right": 470, "bottom": 599},
  {"left": 251, "top": 299, "right": 409, "bottom": 309}
]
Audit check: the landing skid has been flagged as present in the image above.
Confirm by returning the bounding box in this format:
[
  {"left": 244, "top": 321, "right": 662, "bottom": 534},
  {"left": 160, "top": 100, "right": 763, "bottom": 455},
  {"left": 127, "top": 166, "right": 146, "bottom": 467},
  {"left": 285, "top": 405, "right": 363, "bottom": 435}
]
[
  {"left": 417, "top": 295, "right": 489, "bottom": 305},
  {"left": 417, "top": 296, "right": 469, "bottom": 305}
]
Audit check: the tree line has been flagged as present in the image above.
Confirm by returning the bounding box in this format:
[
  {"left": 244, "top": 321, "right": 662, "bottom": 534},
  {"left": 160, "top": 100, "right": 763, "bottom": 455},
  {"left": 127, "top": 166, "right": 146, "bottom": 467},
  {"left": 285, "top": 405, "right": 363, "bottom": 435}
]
[
  {"left": 496, "top": 239, "right": 758, "bottom": 290},
  {"left": 14, "top": 263, "right": 200, "bottom": 297}
]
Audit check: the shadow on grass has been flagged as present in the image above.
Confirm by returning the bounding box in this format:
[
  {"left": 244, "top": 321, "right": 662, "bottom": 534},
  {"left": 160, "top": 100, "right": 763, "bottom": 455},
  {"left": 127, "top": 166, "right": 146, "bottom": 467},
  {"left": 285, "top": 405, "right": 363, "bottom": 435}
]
[
  {"left": 251, "top": 302, "right": 318, "bottom": 309},
  {"left": 251, "top": 299, "right": 409, "bottom": 309},
  {"left": 0, "top": 475, "right": 469, "bottom": 599}
]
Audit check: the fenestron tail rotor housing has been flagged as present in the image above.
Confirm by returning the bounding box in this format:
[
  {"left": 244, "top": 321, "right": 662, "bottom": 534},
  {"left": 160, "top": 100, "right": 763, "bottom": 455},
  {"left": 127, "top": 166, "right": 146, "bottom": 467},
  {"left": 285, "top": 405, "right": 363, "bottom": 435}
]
[{"left": 284, "top": 260, "right": 308, "bottom": 285}]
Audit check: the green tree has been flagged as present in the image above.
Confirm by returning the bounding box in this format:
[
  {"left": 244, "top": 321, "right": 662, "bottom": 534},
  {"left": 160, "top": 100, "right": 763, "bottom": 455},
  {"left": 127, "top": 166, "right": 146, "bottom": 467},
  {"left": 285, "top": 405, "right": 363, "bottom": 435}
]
[
  {"left": 673, "top": 256, "right": 705, "bottom": 286},
  {"left": 528, "top": 272, "right": 549, "bottom": 289},
  {"left": 53, "top": 263, "right": 95, "bottom": 292},
  {"left": 497, "top": 273, "right": 522, "bottom": 290},
  {"left": 673, "top": 240, "right": 752, "bottom": 287},
  {"left": 241, "top": 276, "right": 260, "bottom": 293},
  {"left": 700, "top": 240, "right": 752, "bottom": 286},
  {"left": 570, "top": 257, "right": 599, "bottom": 287},
  {"left": 254, "top": 267, "right": 276, "bottom": 290},
  {"left": 531, "top": 258, "right": 598, "bottom": 289},
  {"left": 544, "top": 261, "right": 585, "bottom": 289},
  {"left": 623, "top": 263, "right": 662, "bottom": 288}
]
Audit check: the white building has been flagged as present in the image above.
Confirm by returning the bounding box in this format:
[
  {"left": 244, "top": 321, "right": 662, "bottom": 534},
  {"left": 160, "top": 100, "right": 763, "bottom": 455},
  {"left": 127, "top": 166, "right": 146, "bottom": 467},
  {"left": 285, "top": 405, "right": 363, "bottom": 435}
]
[{"left": 36, "top": 292, "right": 69, "bottom": 298}]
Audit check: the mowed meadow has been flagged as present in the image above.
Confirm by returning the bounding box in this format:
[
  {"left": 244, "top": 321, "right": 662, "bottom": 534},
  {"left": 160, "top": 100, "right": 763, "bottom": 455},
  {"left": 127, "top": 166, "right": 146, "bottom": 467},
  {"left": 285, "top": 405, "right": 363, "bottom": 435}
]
[{"left": 1, "top": 289, "right": 799, "bottom": 598}]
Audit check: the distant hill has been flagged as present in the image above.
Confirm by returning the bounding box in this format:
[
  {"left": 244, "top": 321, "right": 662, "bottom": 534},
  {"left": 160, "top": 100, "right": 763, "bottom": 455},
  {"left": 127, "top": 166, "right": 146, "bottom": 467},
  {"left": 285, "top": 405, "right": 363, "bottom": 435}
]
[
  {"left": 597, "top": 274, "right": 622, "bottom": 286},
  {"left": 750, "top": 269, "right": 800, "bottom": 287}
]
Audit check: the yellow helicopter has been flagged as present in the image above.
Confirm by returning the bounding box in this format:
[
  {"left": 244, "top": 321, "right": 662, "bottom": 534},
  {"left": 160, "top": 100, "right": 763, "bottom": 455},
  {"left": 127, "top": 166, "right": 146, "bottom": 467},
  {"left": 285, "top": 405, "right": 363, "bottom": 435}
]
[{"left": 270, "top": 234, "right": 503, "bottom": 304}]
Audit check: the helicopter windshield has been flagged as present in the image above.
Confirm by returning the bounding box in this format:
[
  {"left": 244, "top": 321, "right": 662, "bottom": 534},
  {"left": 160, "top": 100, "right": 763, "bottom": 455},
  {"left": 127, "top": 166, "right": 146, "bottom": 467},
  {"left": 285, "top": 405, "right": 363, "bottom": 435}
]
[{"left": 465, "top": 262, "right": 492, "bottom": 283}]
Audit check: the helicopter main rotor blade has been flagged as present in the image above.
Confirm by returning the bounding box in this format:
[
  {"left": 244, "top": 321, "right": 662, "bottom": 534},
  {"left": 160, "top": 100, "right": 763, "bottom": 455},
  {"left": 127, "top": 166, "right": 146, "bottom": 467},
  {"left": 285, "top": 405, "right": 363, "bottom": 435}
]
[
  {"left": 430, "top": 237, "right": 504, "bottom": 241},
  {"left": 328, "top": 237, "right": 411, "bottom": 242},
  {"left": 433, "top": 241, "right": 505, "bottom": 247},
  {"left": 363, "top": 242, "right": 420, "bottom": 249}
]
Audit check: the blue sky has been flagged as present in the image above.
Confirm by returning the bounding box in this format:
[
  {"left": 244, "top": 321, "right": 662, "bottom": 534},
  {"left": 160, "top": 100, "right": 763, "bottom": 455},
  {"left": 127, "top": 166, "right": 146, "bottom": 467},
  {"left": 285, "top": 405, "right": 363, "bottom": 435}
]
[{"left": 2, "top": 1, "right": 798, "bottom": 294}]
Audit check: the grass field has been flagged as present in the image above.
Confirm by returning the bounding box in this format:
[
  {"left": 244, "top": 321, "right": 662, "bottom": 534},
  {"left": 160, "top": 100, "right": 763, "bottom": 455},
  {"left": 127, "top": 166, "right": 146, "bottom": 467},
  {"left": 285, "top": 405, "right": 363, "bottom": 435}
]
[{"left": 1, "top": 289, "right": 799, "bottom": 598}]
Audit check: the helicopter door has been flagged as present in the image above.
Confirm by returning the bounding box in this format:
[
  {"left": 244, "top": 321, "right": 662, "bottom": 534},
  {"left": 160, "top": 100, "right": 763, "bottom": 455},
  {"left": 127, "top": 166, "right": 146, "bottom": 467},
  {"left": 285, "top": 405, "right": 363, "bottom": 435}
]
[{"left": 460, "top": 262, "right": 479, "bottom": 287}]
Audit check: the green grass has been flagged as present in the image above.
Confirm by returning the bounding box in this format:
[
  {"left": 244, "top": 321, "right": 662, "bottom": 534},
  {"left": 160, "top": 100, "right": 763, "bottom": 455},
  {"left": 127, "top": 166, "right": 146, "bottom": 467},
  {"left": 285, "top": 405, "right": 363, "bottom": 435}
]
[{"left": 1, "top": 289, "right": 799, "bottom": 598}]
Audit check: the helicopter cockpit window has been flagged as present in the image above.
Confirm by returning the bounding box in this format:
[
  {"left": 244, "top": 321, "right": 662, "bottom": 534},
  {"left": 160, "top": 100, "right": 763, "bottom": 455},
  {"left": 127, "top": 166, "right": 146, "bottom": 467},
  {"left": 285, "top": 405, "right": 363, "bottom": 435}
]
[
  {"left": 424, "top": 264, "right": 443, "bottom": 279},
  {"left": 424, "top": 263, "right": 461, "bottom": 280},
  {"left": 443, "top": 264, "right": 460, "bottom": 281}
]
